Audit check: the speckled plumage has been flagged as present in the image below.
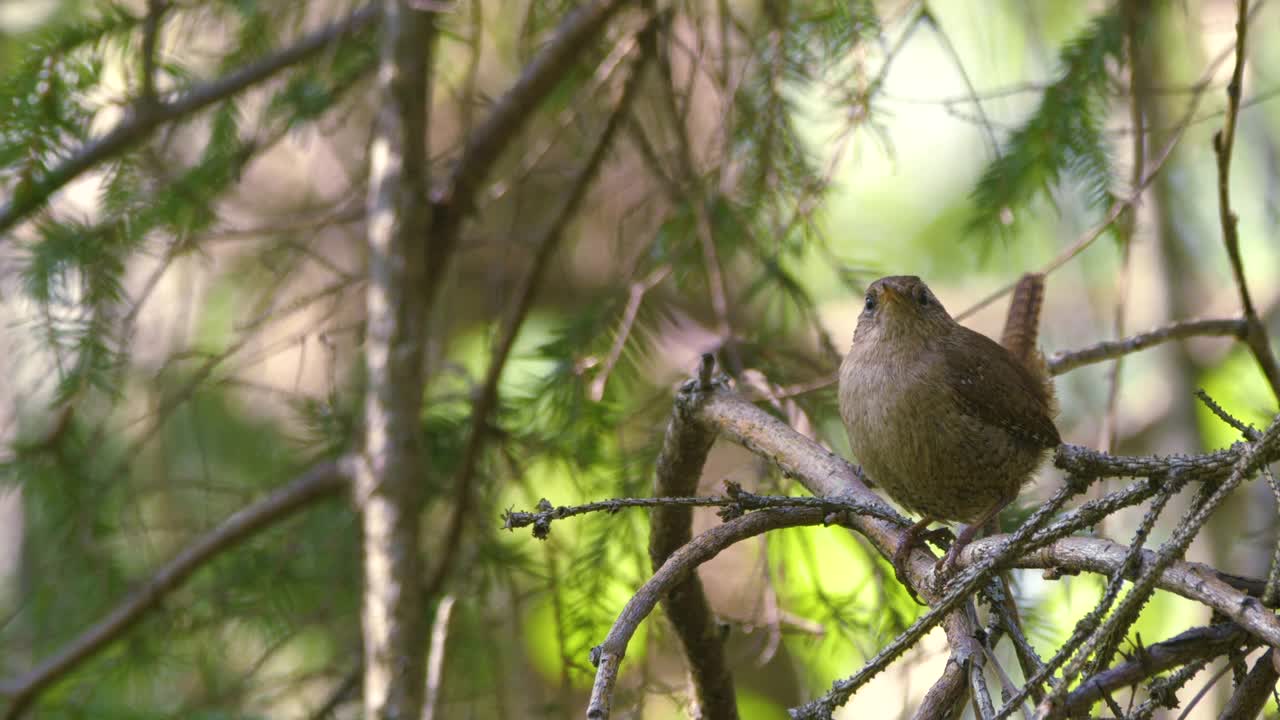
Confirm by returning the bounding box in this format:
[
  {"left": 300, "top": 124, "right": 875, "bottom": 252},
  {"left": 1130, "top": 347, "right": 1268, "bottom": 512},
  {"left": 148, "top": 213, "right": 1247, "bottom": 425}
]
[{"left": 837, "top": 276, "right": 1059, "bottom": 524}]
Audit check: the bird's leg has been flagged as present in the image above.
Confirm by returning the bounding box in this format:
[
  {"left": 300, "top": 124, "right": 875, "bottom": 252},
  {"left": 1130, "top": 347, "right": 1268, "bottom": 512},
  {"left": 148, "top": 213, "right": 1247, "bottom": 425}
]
[
  {"left": 893, "top": 517, "right": 938, "bottom": 604},
  {"left": 936, "top": 492, "right": 1014, "bottom": 578}
]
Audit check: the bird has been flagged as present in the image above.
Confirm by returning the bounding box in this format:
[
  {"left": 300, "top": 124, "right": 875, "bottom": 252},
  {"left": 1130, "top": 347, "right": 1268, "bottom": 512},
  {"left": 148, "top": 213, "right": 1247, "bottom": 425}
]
[{"left": 837, "top": 275, "right": 1060, "bottom": 594}]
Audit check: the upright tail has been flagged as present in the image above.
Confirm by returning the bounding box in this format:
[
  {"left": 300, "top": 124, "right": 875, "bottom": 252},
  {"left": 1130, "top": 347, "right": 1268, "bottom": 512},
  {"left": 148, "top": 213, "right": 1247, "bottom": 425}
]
[{"left": 1001, "top": 272, "right": 1046, "bottom": 369}]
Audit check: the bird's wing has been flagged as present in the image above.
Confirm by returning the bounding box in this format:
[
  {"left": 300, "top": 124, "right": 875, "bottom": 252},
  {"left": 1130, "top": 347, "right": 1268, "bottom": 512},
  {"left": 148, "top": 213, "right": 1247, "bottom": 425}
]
[{"left": 942, "top": 326, "right": 1061, "bottom": 448}]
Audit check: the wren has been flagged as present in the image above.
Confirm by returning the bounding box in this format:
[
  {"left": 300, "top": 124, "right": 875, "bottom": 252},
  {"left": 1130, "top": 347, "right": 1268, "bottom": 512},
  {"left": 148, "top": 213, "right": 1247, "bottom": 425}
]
[{"left": 837, "top": 276, "right": 1060, "bottom": 590}]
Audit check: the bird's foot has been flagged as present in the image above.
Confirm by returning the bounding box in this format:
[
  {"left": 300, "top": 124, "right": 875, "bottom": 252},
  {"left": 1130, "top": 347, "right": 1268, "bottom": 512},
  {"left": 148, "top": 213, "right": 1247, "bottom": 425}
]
[
  {"left": 932, "top": 526, "right": 978, "bottom": 589},
  {"left": 893, "top": 518, "right": 941, "bottom": 605}
]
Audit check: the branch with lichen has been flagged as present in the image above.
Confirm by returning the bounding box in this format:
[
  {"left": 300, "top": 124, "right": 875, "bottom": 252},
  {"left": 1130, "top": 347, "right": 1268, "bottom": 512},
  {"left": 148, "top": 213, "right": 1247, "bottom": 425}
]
[{"left": 567, "top": 354, "right": 1280, "bottom": 719}]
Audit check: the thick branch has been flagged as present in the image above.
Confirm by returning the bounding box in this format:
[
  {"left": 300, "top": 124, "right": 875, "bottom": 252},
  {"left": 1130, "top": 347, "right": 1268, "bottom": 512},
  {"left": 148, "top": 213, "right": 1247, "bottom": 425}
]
[
  {"left": 649, "top": 370, "right": 736, "bottom": 720},
  {"left": 1219, "top": 648, "right": 1278, "bottom": 719},
  {"left": 958, "top": 535, "right": 1280, "bottom": 650},
  {"left": 0, "top": 4, "right": 378, "bottom": 239},
  {"left": 695, "top": 388, "right": 983, "bottom": 719},
  {"left": 0, "top": 461, "right": 349, "bottom": 719},
  {"left": 357, "top": 4, "right": 435, "bottom": 717}
]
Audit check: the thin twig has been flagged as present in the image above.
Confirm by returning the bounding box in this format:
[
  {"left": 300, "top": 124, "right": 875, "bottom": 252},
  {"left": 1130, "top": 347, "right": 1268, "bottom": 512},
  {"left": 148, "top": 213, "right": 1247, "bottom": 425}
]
[
  {"left": 501, "top": 484, "right": 904, "bottom": 538},
  {"left": 1034, "top": 471, "right": 1191, "bottom": 715},
  {"left": 1060, "top": 624, "right": 1249, "bottom": 715},
  {"left": 1196, "top": 390, "right": 1280, "bottom": 608},
  {"left": 139, "top": 0, "right": 168, "bottom": 106},
  {"left": 1037, "top": 416, "right": 1280, "bottom": 718},
  {"left": 647, "top": 360, "right": 736, "bottom": 720},
  {"left": 589, "top": 264, "right": 672, "bottom": 401},
  {"left": 424, "top": 0, "right": 633, "bottom": 309},
  {"left": 0, "top": 461, "right": 350, "bottom": 719},
  {"left": 1213, "top": 0, "right": 1280, "bottom": 401},
  {"left": 791, "top": 478, "right": 1091, "bottom": 719},
  {"left": 1129, "top": 657, "right": 1213, "bottom": 720},
  {"left": 955, "top": 14, "right": 1254, "bottom": 322},
  {"left": 970, "top": 654, "right": 996, "bottom": 720},
  {"left": 308, "top": 664, "right": 361, "bottom": 720},
  {"left": 586, "top": 507, "right": 837, "bottom": 719},
  {"left": 0, "top": 4, "right": 379, "bottom": 239},
  {"left": 766, "top": 315, "right": 1249, "bottom": 403},
  {"left": 423, "top": 19, "right": 657, "bottom": 603},
  {"left": 652, "top": 15, "right": 741, "bottom": 375}
]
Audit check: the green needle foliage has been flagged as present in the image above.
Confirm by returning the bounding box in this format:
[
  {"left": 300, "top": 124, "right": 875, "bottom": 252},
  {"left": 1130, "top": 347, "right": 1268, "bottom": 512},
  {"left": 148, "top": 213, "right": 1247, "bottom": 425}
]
[
  {"left": 970, "top": 6, "right": 1125, "bottom": 235},
  {"left": 0, "top": 1, "right": 1267, "bottom": 718}
]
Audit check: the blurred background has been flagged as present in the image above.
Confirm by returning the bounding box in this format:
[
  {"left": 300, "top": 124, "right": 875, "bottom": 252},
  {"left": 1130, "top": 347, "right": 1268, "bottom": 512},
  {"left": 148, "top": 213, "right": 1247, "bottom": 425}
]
[{"left": 0, "top": 0, "right": 1277, "bottom": 717}]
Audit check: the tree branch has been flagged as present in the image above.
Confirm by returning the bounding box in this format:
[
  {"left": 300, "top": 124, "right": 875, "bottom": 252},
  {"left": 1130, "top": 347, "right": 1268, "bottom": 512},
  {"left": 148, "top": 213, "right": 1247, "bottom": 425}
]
[
  {"left": 586, "top": 507, "right": 836, "bottom": 719},
  {"left": 423, "top": 20, "right": 655, "bottom": 602},
  {"left": 500, "top": 484, "right": 903, "bottom": 538},
  {"left": 1061, "top": 624, "right": 1248, "bottom": 715},
  {"left": 692, "top": 386, "right": 1003, "bottom": 720},
  {"left": 648, "top": 368, "right": 736, "bottom": 720},
  {"left": 423, "top": 0, "right": 633, "bottom": 309},
  {"left": 1212, "top": 0, "right": 1280, "bottom": 401},
  {"left": 0, "top": 461, "right": 349, "bottom": 719},
  {"left": 0, "top": 4, "right": 378, "bottom": 239},
  {"left": 955, "top": 15, "right": 1252, "bottom": 323},
  {"left": 356, "top": 3, "right": 435, "bottom": 717},
  {"left": 1219, "top": 648, "right": 1278, "bottom": 719},
  {"left": 1047, "top": 318, "right": 1247, "bottom": 375}
]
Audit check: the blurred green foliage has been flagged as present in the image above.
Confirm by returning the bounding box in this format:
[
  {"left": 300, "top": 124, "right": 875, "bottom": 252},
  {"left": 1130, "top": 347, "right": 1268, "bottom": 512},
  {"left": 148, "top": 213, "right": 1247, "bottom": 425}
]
[{"left": 0, "top": 0, "right": 1278, "bottom": 717}]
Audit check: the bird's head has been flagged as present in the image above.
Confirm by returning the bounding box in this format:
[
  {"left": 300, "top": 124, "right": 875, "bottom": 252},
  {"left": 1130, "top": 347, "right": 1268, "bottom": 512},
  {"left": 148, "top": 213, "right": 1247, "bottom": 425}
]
[{"left": 853, "top": 275, "right": 956, "bottom": 344}]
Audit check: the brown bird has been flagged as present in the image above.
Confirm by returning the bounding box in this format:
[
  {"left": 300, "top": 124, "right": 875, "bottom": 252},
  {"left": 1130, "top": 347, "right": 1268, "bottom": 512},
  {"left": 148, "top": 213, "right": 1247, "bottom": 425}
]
[{"left": 837, "top": 275, "right": 1059, "bottom": 592}]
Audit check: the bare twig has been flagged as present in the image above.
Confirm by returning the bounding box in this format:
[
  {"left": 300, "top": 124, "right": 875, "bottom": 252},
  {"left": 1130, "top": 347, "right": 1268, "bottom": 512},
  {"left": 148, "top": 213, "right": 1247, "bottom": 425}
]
[
  {"left": 0, "top": 461, "right": 350, "bottom": 719},
  {"left": 1196, "top": 389, "right": 1280, "bottom": 607},
  {"left": 1213, "top": 0, "right": 1280, "bottom": 401},
  {"left": 501, "top": 485, "right": 903, "bottom": 538},
  {"left": 1053, "top": 435, "right": 1279, "bottom": 484},
  {"left": 424, "top": 0, "right": 633, "bottom": 308},
  {"left": 970, "top": 652, "right": 996, "bottom": 720},
  {"left": 791, "top": 476, "right": 1091, "bottom": 719},
  {"left": 758, "top": 314, "right": 1250, "bottom": 406},
  {"left": 309, "top": 664, "right": 362, "bottom": 720},
  {"left": 651, "top": 16, "right": 741, "bottom": 375},
  {"left": 422, "top": 21, "right": 655, "bottom": 603},
  {"left": 955, "top": 535, "right": 1280, "bottom": 649},
  {"left": 955, "top": 15, "right": 1253, "bottom": 322},
  {"left": 588, "top": 507, "right": 842, "bottom": 719},
  {"left": 0, "top": 4, "right": 378, "bottom": 239},
  {"left": 589, "top": 264, "right": 672, "bottom": 401},
  {"left": 139, "top": 0, "right": 169, "bottom": 106},
  {"left": 1060, "top": 624, "right": 1250, "bottom": 715},
  {"left": 915, "top": 663, "right": 970, "bottom": 720},
  {"left": 1030, "top": 471, "right": 1191, "bottom": 717},
  {"left": 1130, "top": 657, "right": 1213, "bottom": 719},
  {"left": 1037, "top": 416, "right": 1280, "bottom": 718}
]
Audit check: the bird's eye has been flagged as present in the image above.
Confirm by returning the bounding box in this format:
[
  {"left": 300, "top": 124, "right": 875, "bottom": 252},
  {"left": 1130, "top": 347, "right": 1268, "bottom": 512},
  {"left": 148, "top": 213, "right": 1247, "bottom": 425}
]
[
  {"left": 915, "top": 288, "right": 931, "bottom": 306},
  {"left": 864, "top": 294, "right": 876, "bottom": 312}
]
